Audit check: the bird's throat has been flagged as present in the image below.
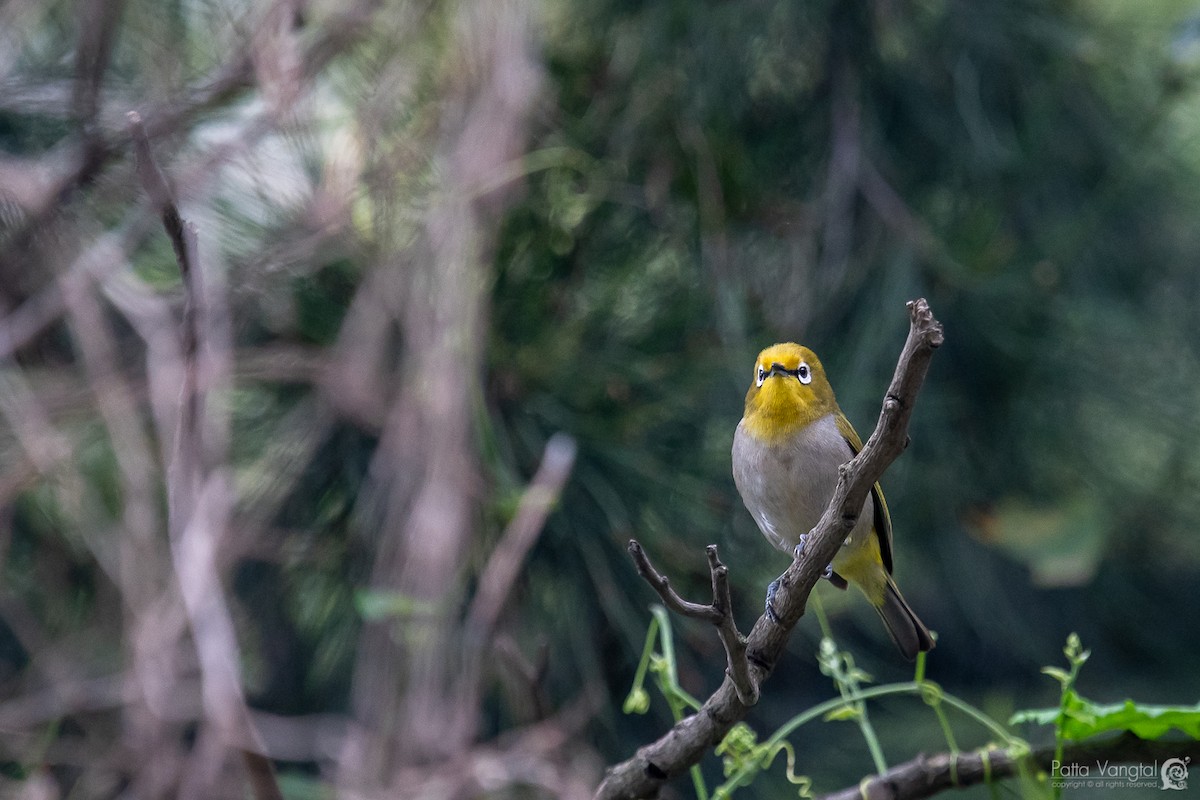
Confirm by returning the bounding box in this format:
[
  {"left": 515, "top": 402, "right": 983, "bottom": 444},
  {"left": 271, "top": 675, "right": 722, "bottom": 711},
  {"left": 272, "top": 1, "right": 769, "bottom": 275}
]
[{"left": 742, "top": 383, "right": 828, "bottom": 443}]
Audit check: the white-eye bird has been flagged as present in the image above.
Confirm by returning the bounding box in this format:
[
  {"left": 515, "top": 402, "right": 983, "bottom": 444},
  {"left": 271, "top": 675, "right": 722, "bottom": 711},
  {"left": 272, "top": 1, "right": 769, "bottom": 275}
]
[{"left": 732, "top": 343, "right": 934, "bottom": 659}]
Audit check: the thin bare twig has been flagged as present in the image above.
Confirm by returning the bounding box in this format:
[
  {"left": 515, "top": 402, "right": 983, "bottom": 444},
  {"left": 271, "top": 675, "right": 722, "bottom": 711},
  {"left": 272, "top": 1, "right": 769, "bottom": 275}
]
[
  {"left": 627, "top": 540, "right": 720, "bottom": 623},
  {"left": 596, "top": 299, "right": 943, "bottom": 799},
  {"left": 627, "top": 541, "right": 757, "bottom": 706}
]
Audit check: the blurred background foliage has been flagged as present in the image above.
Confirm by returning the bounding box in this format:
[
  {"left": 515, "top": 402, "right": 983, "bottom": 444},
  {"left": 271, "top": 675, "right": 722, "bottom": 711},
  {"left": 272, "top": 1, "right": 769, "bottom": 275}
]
[{"left": 3, "top": 0, "right": 1200, "bottom": 796}]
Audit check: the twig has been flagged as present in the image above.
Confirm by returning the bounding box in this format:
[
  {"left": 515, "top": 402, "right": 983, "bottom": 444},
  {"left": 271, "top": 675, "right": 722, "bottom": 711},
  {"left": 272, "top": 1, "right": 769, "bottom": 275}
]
[
  {"left": 128, "top": 111, "right": 192, "bottom": 280},
  {"left": 465, "top": 432, "right": 578, "bottom": 641},
  {"left": 627, "top": 541, "right": 757, "bottom": 706},
  {"left": 0, "top": 0, "right": 384, "bottom": 278},
  {"left": 457, "top": 432, "right": 578, "bottom": 730},
  {"left": 817, "top": 733, "right": 1200, "bottom": 800},
  {"left": 859, "top": 159, "right": 964, "bottom": 276},
  {"left": 495, "top": 635, "right": 551, "bottom": 722},
  {"left": 596, "top": 299, "right": 943, "bottom": 799}
]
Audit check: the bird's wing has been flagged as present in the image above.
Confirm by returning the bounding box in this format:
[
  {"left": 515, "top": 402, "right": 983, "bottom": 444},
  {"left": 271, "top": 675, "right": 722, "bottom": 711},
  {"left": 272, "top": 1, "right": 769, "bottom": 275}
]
[{"left": 834, "top": 410, "right": 895, "bottom": 574}]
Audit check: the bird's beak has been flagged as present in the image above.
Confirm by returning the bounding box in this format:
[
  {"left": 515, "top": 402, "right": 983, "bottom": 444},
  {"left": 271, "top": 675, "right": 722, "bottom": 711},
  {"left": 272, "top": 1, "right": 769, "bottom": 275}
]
[{"left": 767, "top": 362, "right": 793, "bottom": 380}]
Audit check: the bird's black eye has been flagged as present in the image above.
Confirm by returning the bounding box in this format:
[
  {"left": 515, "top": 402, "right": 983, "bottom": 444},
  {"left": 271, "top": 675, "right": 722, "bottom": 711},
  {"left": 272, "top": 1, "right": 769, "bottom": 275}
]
[
  {"left": 756, "top": 365, "right": 766, "bottom": 387},
  {"left": 797, "top": 363, "right": 812, "bottom": 385}
]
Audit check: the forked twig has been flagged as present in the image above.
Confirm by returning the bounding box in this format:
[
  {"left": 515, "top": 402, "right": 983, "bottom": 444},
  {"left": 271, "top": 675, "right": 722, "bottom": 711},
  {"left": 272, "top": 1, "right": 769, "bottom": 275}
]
[{"left": 627, "top": 541, "right": 757, "bottom": 706}]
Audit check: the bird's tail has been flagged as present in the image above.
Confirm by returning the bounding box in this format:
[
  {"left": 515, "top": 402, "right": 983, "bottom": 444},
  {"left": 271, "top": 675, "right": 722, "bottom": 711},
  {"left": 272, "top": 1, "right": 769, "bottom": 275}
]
[{"left": 875, "top": 574, "right": 935, "bottom": 660}]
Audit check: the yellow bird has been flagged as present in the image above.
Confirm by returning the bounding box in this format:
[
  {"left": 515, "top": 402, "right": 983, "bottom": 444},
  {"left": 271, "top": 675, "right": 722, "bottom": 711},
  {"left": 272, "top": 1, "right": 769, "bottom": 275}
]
[{"left": 732, "top": 343, "right": 934, "bottom": 659}]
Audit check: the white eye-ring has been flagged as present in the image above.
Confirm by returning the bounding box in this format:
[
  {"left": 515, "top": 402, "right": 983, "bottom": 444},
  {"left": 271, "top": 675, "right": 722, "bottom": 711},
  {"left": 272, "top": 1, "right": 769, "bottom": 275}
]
[
  {"left": 755, "top": 365, "right": 766, "bottom": 387},
  {"left": 797, "top": 363, "right": 812, "bottom": 384}
]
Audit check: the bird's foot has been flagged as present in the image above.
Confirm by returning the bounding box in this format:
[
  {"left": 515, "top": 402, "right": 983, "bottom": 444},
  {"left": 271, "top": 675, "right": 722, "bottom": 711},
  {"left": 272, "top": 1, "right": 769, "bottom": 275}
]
[
  {"left": 792, "top": 533, "right": 810, "bottom": 560},
  {"left": 765, "top": 578, "right": 782, "bottom": 623},
  {"left": 793, "top": 534, "right": 847, "bottom": 588}
]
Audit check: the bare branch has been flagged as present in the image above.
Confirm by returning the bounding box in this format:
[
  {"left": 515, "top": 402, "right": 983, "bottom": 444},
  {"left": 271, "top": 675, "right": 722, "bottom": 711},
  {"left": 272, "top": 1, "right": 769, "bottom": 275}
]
[
  {"left": 627, "top": 540, "right": 721, "bottom": 623},
  {"left": 859, "top": 159, "right": 965, "bottom": 276},
  {"left": 702, "top": 545, "right": 759, "bottom": 707},
  {"left": 596, "top": 299, "right": 943, "bottom": 799},
  {"left": 457, "top": 433, "right": 578, "bottom": 729},
  {"left": 765, "top": 298, "right": 943, "bottom": 630},
  {"left": 466, "top": 432, "right": 578, "bottom": 642},
  {"left": 128, "top": 111, "right": 193, "bottom": 280},
  {"left": 130, "top": 109, "right": 284, "bottom": 800},
  {"left": 628, "top": 541, "right": 758, "bottom": 707},
  {"left": 817, "top": 734, "right": 1200, "bottom": 800}
]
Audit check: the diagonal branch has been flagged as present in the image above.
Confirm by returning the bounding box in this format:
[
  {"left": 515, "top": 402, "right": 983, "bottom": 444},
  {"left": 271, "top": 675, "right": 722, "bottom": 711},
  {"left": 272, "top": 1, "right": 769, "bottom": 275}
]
[
  {"left": 596, "top": 299, "right": 943, "bottom": 800},
  {"left": 457, "top": 432, "right": 578, "bottom": 726}
]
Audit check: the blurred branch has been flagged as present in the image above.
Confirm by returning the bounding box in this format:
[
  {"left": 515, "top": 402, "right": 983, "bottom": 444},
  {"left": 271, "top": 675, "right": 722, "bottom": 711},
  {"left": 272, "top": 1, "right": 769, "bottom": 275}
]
[
  {"left": 129, "top": 112, "right": 283, "bottom": 800},
  {"left": 394, "top": 688, "right": 604, "bottom": 800},
  {"left": 0, "top": 673, "right": 155, "bottom": 730},
  {"left": 817, "top": 734, "right": 1200, "bottom": 800},
  {"left": 628, "top": 541, "right": 757, "bottom": 706},
  {"left": 466, "top": 432, "right": 577, "bottom": 643},
  {"left": 129, "top": 112, "right": 193, "bottom": 280},
  {"left": 53, "top": 203, "right": 179, "bottom": 798},
  {"left": 71, "top": 0, "right": 124, "bottom": 149},
  {"left": 596, "top": 299, "right": 943, "bottom": 799},
  {"left": 458, "top": 433, "right": 576, "bottom": 729},
  {"left": 343, "top": 0, "right": 544, "bottom": 783},
  {"left": 0, "top": 0, "right": 379, "bottom": 285}
]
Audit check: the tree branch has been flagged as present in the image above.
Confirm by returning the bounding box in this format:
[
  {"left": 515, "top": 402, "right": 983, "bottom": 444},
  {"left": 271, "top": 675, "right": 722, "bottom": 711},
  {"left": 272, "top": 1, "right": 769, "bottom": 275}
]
[
  {"left": 817, "top": 733, "right": 1200, "bottom": 800},
  {"left": 596, "top": 298, "right": 943, "bottom": 799},
  {"left": 130, "top": 109, "right": 284, "bottom": 800},
  {"left": 628, "top": 541, "right": 757, "bottom": 707}
]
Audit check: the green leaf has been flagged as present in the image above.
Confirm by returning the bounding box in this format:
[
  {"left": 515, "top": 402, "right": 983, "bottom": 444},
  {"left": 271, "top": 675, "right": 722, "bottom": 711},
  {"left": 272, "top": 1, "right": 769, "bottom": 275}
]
[
  {"left": 1011, "top": 697, "right": 1200, "bottom": 740},
  {"left": 1040, "top": 666, "right": 1071, "bottom": 685}
]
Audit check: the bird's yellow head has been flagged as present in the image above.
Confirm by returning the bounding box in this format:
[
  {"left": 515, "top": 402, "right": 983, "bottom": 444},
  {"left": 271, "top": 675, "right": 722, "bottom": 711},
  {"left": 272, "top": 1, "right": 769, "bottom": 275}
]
[{"left": 741, "top": 343, "right": 837, "bottom": 441}]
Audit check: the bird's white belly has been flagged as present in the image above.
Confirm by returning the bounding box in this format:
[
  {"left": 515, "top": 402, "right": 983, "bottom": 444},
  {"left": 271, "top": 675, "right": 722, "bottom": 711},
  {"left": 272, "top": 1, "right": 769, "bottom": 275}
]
[{"left": 732, "top": 413, "right": 873, "bottom": 553}]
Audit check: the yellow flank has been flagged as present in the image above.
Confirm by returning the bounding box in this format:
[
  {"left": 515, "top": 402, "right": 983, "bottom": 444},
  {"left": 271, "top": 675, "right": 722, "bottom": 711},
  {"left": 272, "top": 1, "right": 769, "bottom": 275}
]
[
  {"left": 741, "top": 343, "right": 837, "bottom": 443},
  {"left": 833, "top": 532, "right": 887, "bottom": 607}
]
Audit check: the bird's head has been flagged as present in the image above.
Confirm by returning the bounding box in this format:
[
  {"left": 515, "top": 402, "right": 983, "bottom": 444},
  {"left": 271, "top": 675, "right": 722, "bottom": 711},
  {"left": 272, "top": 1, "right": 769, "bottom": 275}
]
[{"left": 742, "top": 343, "right": 837, "bottom": 437}]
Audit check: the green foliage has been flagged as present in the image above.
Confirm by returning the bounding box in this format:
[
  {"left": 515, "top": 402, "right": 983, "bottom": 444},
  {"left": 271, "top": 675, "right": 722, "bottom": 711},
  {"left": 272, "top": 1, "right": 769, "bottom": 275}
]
[
  {"left": 623, "top": 603, "right": 1029, "bottom": 798},
  {"left": 1013, "top": 698, "right": 1200, "bottom": 741},
  {"left": 622, "top": 606, "right": 708, "bottom": 798},
  {"left": 626, "top": 626, "right": 1198, "bottom": 797},
  {"left": 1013, "top": 632, "right": 1200, "bottom": 762}
]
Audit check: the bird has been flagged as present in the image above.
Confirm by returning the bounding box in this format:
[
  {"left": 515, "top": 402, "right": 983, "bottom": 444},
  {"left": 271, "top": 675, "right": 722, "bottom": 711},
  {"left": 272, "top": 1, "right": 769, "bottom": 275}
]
[{"left": 731, "top": 342, "right": 934, "bottom": 659}]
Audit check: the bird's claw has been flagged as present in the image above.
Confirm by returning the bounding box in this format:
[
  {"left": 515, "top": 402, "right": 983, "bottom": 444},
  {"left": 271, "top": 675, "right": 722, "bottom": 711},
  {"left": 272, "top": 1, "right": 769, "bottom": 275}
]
[
  {"left": 794, "top": 533, "right": 846, "bottom": 587},
  {"left": 792, "top": 534, "right": 809, "bottom": 560},
  {"left": 764, "top": 578, "right": 782, "bottom": 623}
]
